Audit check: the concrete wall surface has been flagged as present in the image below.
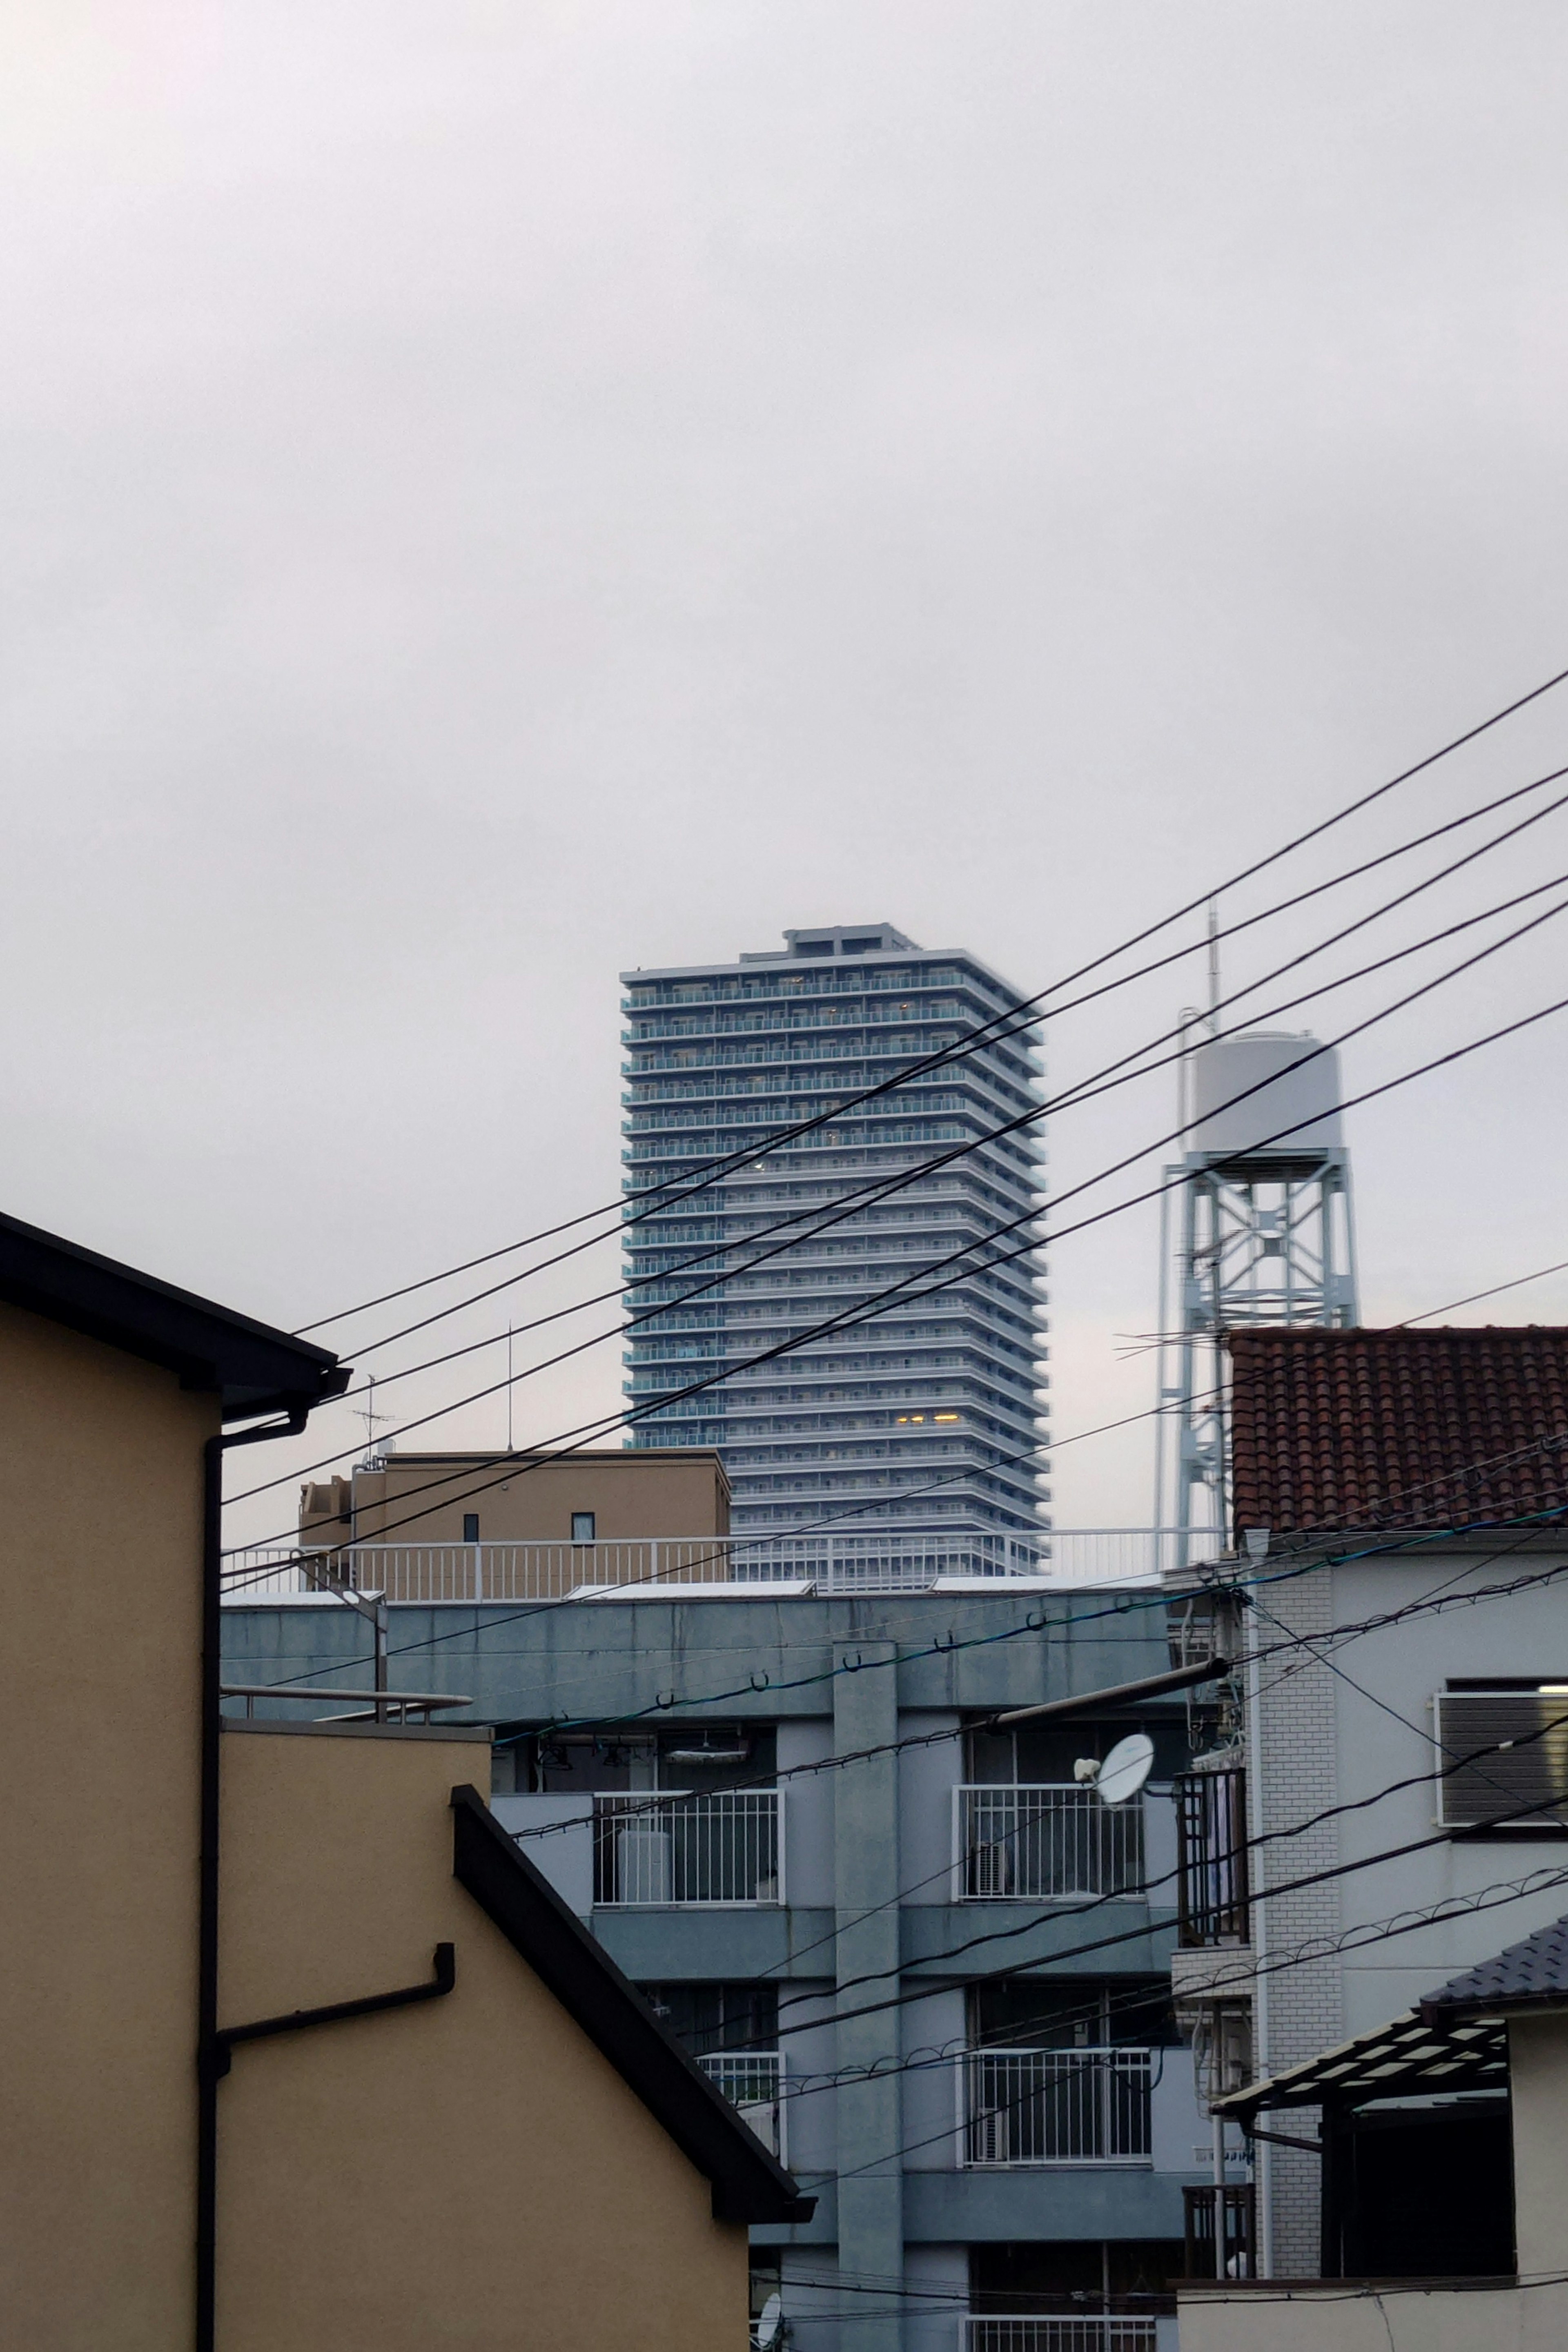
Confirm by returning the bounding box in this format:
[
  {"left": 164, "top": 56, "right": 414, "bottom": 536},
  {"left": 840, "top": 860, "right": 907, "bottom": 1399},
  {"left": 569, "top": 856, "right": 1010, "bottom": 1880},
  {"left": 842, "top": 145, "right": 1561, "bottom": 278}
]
[
  {"left": 334, "top": 1447, "right": 730, "bottom": 1541},
  {"left": 1510, "top": 2013, "right": 1568, "bottom": 2279},
  {"left": 1177, "top": 2280, "right": 1567, "bottom": 2352},
  {"left": 0, "top": 1303, "right": 215, "bottom": 2351},
  {"left": 218, "top": 1722, "right": 751, "bottom": 2352}
]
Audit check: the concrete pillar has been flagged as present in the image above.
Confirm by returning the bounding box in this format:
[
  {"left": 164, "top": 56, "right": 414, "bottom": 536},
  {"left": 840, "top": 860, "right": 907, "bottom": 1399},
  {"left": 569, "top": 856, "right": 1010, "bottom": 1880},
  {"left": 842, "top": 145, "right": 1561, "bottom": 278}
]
[{"left": 832, "top": 1639, "right": 904, "bottom": 2352}]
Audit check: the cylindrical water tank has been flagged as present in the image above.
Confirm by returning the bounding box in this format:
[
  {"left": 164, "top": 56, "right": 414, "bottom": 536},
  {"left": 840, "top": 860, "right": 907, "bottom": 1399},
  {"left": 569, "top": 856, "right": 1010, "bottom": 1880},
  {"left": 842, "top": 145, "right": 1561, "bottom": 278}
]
[{"left": 1185, "top": 1031, "right": 1344, "bottom": 1159}]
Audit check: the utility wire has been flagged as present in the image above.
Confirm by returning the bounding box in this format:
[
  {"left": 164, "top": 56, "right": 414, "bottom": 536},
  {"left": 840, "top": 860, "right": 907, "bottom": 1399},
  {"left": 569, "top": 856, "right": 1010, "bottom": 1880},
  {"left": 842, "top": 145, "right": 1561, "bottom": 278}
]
[
  {"left": 225, "top": 889, "right": 1568, "bottom": 1547},
  {"left": 296, "top": 664, "right": 1568, "bottom": 1338},
  {"left": 1396, "top": 1258, "right": 1568, "bottom": 1326},
  {"left": 273, "top": 786, "right": 1568, "bottom": 1422}
]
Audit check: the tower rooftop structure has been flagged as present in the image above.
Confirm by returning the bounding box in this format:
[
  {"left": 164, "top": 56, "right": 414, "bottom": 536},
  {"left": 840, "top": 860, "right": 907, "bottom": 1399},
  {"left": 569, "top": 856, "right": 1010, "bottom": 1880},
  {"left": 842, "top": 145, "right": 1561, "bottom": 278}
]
[{"left": 619, "top": 926, "right": 1049, "bottom": 1561}]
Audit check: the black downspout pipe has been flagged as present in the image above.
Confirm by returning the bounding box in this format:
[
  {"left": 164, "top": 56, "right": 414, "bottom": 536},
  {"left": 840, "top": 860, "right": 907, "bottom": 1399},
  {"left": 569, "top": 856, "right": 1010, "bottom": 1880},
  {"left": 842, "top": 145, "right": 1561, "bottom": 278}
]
[{"left": 198, "top": 1410, "right": 309, "bottom": 2352}]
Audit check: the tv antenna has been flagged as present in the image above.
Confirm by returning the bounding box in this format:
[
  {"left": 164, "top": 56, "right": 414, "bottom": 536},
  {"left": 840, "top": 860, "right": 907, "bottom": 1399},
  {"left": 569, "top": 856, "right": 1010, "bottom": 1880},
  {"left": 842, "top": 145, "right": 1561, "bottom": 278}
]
[{"left": 356, "top": 1373, "right": 392, "bottom": 1469}]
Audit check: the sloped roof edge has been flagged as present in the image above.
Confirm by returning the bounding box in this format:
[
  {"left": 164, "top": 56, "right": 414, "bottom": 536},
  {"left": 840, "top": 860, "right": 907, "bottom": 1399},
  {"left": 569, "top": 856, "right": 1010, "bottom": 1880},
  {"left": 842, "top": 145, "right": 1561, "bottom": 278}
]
[
  {"left": 0, "top": 1208, "right": 346, "bottom": 1419},
  {"left": 449, "top": 1785, "right": 814, "bottom": 2226},
  {"left": 1420, "top": 1911, "right": 1568, "bottom": 2022}
]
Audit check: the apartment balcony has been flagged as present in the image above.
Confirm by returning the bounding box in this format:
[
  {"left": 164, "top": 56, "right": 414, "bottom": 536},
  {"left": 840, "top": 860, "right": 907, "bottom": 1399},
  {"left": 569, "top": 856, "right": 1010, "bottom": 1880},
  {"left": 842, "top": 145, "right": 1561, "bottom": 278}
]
[
  {"left": 956, "top": 1786, "right": 1146, "bottom": 1902},
  {"left": 964, "top": 2323, "right": 1158, "bottom": 2352},
  {"left": 961, "top": 2047, "right": 1154, "bottom": 2166},
  {"left": 699, "top": 2051, "right": 784, "bottom": 2158},
  {"left": 592, "top": 1791, "right": 784, "bottom": 1907}
]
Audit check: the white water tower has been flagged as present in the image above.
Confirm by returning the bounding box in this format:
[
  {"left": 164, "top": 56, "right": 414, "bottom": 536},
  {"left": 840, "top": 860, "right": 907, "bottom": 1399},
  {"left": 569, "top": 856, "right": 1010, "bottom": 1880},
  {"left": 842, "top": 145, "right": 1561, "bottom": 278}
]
[{"left": 1155, "top": 1027, "right": 1358, "bottom": 1565}]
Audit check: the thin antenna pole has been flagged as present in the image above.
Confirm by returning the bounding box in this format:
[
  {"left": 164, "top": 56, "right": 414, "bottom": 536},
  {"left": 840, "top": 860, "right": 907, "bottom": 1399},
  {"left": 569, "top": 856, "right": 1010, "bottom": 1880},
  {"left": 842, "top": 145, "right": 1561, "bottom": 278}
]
[
  {"left": 1207, "top": 898, "right": 1221, "bottom": 1036},
  {"left": 506, "top": 1326, "right": 514, "bottom": 1453},
  {"left": 356, "top": 1374, "right": 389, "bottom": 1468}
]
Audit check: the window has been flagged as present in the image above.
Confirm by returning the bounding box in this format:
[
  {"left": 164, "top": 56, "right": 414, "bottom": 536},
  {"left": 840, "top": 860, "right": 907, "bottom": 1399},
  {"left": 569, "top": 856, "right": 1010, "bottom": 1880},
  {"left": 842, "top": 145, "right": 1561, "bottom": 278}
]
[
  {"left": 1176, "top": 1767, "right": 1250, "bottom": 1944},
  {"left": 571, "top": 1511, "right": 596, "bottom": 1542},
  {"left": 1435, "top": 1684, "right": 1568, "bottom": 1831},
  {"left": 462, "top": 1513, "right": 479, "bottom": 1542},
  {"left": 641, "top": 1982, "right": 778, "bottom": 2056}
]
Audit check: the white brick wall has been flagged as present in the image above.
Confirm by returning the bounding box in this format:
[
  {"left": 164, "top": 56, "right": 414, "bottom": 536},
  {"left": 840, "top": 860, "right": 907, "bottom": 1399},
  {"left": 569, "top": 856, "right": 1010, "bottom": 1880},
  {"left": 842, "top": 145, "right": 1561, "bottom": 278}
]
[{"left": 1250, "top": 1565, "right": 1342, "bottom": 2276}]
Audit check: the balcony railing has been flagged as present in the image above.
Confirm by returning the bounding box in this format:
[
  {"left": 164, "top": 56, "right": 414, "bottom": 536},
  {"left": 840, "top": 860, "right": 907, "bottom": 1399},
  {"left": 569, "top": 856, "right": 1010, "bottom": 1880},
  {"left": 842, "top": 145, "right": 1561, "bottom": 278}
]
[
  {"left": 1184, "top": 2183, "right": 1256, "bottom": 2278},
  {"left": 964, "top": 2325, "right": 1158, "bottom": 2352},
  {"left": 956, "top": 1786, "right": 1145, "bottom": 1901},
  {"left": 592, "top": 1791, "right": 783, "bottom": 1906},
  {"left": 961, "top": 2047, "right": 1153, "bottom": 2165},
  {"left": 1176, "top": 1768, "right": 1250, "bottom": 1946},
  {"left": 699, "top": 2051, "right": 784, "bottom": 2158},
  {"left": 224, "top": 1530, "right": 1049, "bottom": 1604}
]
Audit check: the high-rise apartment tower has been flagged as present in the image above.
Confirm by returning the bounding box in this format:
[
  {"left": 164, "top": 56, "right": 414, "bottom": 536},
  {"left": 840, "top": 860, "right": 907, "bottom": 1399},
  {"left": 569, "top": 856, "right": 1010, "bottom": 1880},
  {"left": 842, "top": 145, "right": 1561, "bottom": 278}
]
[{"left": 620, "top": 925, "right": 1049, "bottom": 1554}]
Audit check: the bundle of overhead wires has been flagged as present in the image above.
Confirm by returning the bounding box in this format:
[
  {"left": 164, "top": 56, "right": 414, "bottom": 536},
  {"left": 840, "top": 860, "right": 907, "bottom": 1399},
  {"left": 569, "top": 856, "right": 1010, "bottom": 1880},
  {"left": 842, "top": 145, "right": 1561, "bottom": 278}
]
[{"left": 219, "top": 659, "right": 1568, "bottom": 1584}]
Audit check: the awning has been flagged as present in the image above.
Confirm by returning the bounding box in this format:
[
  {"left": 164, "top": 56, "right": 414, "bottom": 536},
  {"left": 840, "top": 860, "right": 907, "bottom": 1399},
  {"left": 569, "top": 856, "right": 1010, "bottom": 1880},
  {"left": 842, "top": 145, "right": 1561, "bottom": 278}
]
[{"left": 1213, "top": 2008, "right": 1508, "bottom": 2119}]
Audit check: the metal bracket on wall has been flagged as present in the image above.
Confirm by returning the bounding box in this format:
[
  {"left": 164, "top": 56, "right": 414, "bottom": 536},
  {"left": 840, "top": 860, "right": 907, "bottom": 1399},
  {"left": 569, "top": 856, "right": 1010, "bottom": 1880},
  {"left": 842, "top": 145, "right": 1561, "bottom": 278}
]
[
  {"left": 1244, "top": 2120, "right": 1323, "bottom": 2156},
  {"left": 212, "top": 1942, "right": 455, "bottom": 2080}
]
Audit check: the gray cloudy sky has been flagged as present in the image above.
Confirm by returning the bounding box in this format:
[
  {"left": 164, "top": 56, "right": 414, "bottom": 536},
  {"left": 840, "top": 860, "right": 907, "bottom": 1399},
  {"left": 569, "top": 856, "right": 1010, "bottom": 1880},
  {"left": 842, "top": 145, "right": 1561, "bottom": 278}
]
[{"left": 4, "top": 3, "right": 1568, "bottom": 1541}]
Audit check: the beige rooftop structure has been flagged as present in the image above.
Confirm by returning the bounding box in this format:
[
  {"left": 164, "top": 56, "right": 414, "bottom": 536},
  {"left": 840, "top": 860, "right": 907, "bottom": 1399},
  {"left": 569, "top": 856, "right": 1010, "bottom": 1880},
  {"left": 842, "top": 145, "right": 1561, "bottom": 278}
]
[{"left": 301, "top": 1444, "right": 731, "bottom": 1544}]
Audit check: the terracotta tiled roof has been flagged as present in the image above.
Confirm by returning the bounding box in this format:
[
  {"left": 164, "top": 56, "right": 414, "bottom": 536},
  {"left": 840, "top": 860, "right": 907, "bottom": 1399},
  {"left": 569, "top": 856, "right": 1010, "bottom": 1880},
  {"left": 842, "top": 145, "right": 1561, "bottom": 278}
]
[{"left": 1225, "top": 1326, "right": 1568, "bottom": 1538}]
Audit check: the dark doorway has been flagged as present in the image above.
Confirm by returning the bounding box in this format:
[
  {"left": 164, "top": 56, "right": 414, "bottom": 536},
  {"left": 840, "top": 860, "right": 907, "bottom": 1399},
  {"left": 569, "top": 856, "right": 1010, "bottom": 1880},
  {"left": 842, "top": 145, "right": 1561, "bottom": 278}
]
[{"left": 1323, "top": 2102, "right": 1513, "bottom": 2278}]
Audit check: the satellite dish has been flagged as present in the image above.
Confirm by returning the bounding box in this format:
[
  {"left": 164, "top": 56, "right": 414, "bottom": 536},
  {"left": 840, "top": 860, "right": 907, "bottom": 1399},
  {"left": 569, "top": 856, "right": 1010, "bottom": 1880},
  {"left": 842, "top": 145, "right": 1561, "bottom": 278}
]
[
  {"left": 753, "top": 2291, "right": 784, "bottom": 2350},
  {"left": 1095, "top": 1732, "right": 1154, "bottom": 1807}
]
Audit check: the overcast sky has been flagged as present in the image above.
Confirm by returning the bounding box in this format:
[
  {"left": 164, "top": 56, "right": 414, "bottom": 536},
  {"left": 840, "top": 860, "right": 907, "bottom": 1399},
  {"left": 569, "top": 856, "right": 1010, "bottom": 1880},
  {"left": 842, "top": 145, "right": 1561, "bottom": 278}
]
[{"left": 4, "top": 3, "right": 1568, "bottom": 1542}]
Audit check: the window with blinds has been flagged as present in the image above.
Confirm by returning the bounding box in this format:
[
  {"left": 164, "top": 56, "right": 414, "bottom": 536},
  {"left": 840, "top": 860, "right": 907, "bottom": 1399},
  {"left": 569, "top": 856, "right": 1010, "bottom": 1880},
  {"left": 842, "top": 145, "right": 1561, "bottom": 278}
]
[{"left": 1434, "top": 1688, "right": 1568, "bottom": 1832}]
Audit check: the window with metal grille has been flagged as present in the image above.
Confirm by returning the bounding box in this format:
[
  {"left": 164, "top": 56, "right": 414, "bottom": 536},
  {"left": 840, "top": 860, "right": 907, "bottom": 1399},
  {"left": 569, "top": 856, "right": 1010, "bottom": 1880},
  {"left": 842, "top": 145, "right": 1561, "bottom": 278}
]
[
  {"left": 1175, "top": 1768, "right": 1249, "bottom": 1944},
  {"left": 1435, "top": 1687, "right": 1568, "bottom": 1831}
]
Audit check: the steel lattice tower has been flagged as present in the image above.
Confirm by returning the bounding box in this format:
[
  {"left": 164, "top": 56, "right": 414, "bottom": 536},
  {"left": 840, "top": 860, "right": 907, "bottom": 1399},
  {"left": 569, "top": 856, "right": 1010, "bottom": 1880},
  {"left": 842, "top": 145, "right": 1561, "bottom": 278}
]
[{"left": 1154, "top": 1025, "right": 1358, "bottom": 1566}]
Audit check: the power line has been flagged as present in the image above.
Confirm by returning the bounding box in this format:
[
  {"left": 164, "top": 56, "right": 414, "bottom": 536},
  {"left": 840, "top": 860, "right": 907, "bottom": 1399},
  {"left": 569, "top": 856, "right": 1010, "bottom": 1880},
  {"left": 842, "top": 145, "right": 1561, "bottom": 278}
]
[
  {"left": 294, "top": 663, "right": 1568, "bottom": 1339},
  {"left": 825, "top": 1858, "right": 1568, "bottom": 2183},
  {"left": 1396, "top": 1257, "right": 1568, "bottom": 1326},
  {"left": 225, "top": 897, "right": 1568, "bottom": 1553},
  {"left": 274, "top": 795, "right": 1568, "bottom": 1430}
]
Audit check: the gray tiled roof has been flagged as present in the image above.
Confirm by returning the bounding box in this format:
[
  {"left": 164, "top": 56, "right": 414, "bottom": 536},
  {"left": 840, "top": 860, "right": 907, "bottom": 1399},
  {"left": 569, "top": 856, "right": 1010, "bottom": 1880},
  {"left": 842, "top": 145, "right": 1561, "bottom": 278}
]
[{"left": 1420, "top": 1913, "right": 1568, "bottom": 2020}]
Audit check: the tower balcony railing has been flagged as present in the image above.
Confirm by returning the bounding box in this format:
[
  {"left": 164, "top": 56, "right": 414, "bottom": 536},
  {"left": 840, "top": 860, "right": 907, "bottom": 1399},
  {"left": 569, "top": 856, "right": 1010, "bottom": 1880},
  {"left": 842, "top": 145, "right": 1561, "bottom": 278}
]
[
  {"left": 955, "top": 1786, "right": 1146, "bottom": 1902},
  {"left": 960, "top": 2046, "right": 1154, "bottom": 2166},
  {"left": 593, "top": 1791, "right": 783, "bottom": 1907}
]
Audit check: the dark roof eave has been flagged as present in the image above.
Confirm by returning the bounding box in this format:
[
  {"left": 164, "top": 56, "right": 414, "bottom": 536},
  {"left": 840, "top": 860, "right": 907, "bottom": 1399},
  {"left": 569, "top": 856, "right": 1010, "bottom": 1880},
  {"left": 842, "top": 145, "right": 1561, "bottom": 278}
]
[
  {"left": 0, "top": 1209, "right": 345, "bottom": 1417},
  {"left": 449, "top": 1785, "right": 815, "bottom": 2227}
]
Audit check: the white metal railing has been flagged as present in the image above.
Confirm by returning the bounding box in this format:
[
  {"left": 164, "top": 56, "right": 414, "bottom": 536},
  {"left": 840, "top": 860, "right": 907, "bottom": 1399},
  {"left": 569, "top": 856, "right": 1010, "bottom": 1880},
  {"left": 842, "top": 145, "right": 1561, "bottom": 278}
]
[
  {"left": 956, "top": 1786, "right": 1145, "bottom": 1901},
  {"left": 222, "top": 1539, "right": 738, "bottom": 1605},
  {"left": 592, "top": 1791, "right": 783, "bottom": 1906},
  {"left": 960, "top": 2047, "right": 1152, "bottom": 2165},
  {"left": 699, "top": 2051, "right": 784, "bottom": 2158},
  {"left": 1040, "top": 1530, "right": 1185, "bottom": 1584},
  {"left": 964, "top": 2323, "right": 1158, "bottom": 2352},
  {"left": 736, "top": 1530, "right": 1046, "bottom": 1590},
  {"left": 221, "top": 1530, "right": 1050, "bottom": 1604}
]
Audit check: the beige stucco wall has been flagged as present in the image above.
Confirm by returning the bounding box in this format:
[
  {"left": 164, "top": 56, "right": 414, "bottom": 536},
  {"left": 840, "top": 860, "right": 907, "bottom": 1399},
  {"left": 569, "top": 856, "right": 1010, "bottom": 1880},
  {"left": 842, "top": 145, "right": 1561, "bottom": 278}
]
[
  {"left": 312, "top": 1446, "right": 731, "bottom": 1543},
  {"left": 1177, "top": 2280, "right": 1568, "bottom": 2352},
  {"left": 0, "top": 1301, "right": 215, "bottom": 2349},
  {"left": 217, "top": 1722, "right": 751, "bottom": 2352},
  {"left": 1510, "top": 2012, "right": 1568, "bottom": 2278}
]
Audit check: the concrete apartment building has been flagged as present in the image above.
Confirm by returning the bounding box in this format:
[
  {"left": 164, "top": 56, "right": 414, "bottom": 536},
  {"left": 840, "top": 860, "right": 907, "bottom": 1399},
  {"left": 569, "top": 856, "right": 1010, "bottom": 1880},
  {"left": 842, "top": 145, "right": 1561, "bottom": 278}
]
[
  {"left": 1166, "top": 1326, "right": 1568, "bottom": 2289},
  {"left": 618, "top": 925, "right": 1049, "bottom": 1568},
  {"left": 235, "top": 1479, "right": 1220, "bottom": 2352},
  {"left": 0, "top": 1211, "right": 802, "bottom": 2352}
]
